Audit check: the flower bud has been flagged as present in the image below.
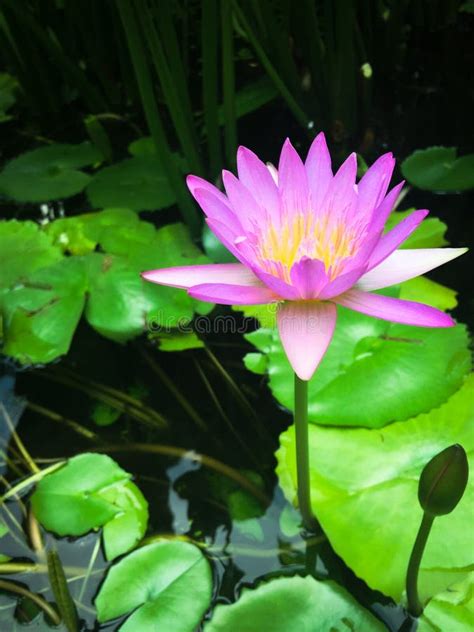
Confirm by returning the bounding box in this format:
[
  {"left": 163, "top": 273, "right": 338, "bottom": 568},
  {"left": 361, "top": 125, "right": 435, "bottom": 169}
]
[{"left": 418, "top": 444, "right": 469, "bottom": 517}]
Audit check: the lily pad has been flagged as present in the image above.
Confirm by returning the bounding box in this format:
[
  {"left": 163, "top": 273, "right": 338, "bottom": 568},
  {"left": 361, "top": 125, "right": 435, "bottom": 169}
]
[
  {"left": 401, "top": 147, "right": 474, "bottom": 192},
  {"left": 244, "top": 302, "right": 470, "bottom": 428},
  {"left": 0, "top": 142, "right": 101, "bottom": 202},
  {"left": 398, "top": 276, "right": 457, "bottom": 311},
  {"left": 1, "top": 257, "right": 87, "bottom": 364},
  {"left": 101, "top": 481, "right": 149, "bottom": 561},
  {"left": 204, "top": 575, "right": 385, "bottom": 631},
  {"left": 385, "top": 210, "right": 447, "bottom": 248},
  {"left": 150, "top": 331, "right": 204, "bottom": 351},
  {"left": 276, "top": 375, "right": 474, "bottom": 602},
  {"left": 418, "top": 573, "right": 474, "bottom": 631},
  {"left": 95, "top": 540, "right": 212, "bottom": 632},
  {"left": 84, "top": 222, "right": 212, "bottom": 342},
  {"left": 0, "top": 220, "right": 62, "bottom": 288},
  {"left": 31, "top": 453, "right": 131, "bottom": 536},
  {"left": 86, "top": 156, "right": 176, "bottom": 211}
]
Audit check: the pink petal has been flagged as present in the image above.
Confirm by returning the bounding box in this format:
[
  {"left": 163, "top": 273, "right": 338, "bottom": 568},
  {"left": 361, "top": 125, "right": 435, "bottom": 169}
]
[
  {"left": 357, "top": 248, "right": 468, "bottom": 291},
  {"left": 142, "top": 263, "right": 261, "bottom": 289},
  {"left": 186, "top": 175, "right": 229, "bottom": 206},
  {"left": 222, "top": 170, "right": 262, "bottom": 228},
  {"left": 333, "top": 289, "right": 455, "bottom": 327},
  {"left": 278, "top": 138, "right": 310, "bottom": 215},
  {"left": 368, "top": 181, "right": 405, "bottom": 233},
  {"left": 188, "top": 283, "right": 278, "bottom": 305},
  {"left": 206, "top": 218, "right": 254, "bottom": 266},
  {"left": 323, "top": 152, "right": 357, "bottom": 214},
  {"left": 193, "top": 188, "right": 244, "bottom": 234},
  {"left": 368, "top": 209, "right": 429, "bottom": 269},
  {"left": 317, "top": 266, "right": 367, "bottom": 299},
  {"left": 289, "top": 258, "right": 328, "bottom": 299},
  {"left": 357, "top": 153, "right": 395, "bottom": 217},
  {"left": 277, "top": 301, "right": 337, "bottom": 380},
  {"left": 252, "top": 268, "right": 301, "bottom": 300},
  {"left": 305, "top": 132, "right": 332, "bottom": 211},
  {"left": 237, "top": 146, "right": 280, "bottom": 216}
]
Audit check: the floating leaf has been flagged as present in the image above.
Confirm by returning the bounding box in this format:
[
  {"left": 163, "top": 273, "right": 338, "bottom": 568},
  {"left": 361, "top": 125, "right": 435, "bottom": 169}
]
[
  {"left": 84, "top": 222, "right": 212, "bottom": 342},
  {"left": 101, "top": 481, "right": 149, "bottom": 560},
  {"left": 418, "top": 573, "right": 474, "bottom": 632},
  {"left": 0, "top": 142, "right": 101, "bottom": 202},
  {"left": 150, "top": 331, "right": 204, "bottom": 351},
  {"left": 399, "top": 276, "right": 457, "bottom": 311},
  {"left": 276, "top": 376, "right": 474, "bottom": 602},
  {"left": 245, "top": 302, "right": 470, "bottom": 428},
  {"left": 31, "top": 453, "right": 131, "bottom": 536},
  {"left": 385, "top": 210, "right": 448, "bottom": 248},
  {"left": 204, "top": 575, "right": 385, "bottom": 631},
  {"left": 401, "top": 147, "right": 474, "bottom": 192},
  {"left": 95, "top": 540, "right": 212, "bottom": 632},
  {"left": 87, "top": 156, "right": 175, "bottom": 211},
  {"left": 1, "top": 257, "right": 87, "bottom": 364},
  {"left": 0, "top": 221, "right": 62, "bottom": 288}
]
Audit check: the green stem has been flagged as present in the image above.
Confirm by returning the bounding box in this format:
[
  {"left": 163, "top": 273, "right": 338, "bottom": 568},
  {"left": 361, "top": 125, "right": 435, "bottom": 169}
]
[
  {"left": 294, "top": 374, "right": 318, "bottom": 532},
  {"left": 406, "top": 512, "right": 435, "bottom": 617}
]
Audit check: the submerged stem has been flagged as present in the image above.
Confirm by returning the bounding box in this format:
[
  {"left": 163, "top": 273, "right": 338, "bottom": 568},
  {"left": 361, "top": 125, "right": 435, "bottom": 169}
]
[
  {"left": 294, "top": 374, "right": 318, "bottom": 532},
  {"left": 406, "top": 512, "right": 434, "bottom": 617}
]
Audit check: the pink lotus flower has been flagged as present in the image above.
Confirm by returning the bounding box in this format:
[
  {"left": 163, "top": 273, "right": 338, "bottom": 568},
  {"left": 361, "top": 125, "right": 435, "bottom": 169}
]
[{"left": 143, "top": 134, "right": 466, "bottom": 380}]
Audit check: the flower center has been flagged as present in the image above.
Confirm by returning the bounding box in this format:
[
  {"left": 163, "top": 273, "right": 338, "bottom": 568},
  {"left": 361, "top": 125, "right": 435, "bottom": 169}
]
[{"left": 258, "top": 212, "right": 357, "bottom": 280}]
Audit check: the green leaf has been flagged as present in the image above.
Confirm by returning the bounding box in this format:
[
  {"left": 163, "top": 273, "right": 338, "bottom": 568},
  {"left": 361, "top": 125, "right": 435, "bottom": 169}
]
[
  {"left": 460, "top": 0, "right": 474, "bottom": 13},
  {"left": 385, "top": 210, "right": 448, "bottom": 248},
  {"left": 0, "top": 221, "right": 62, "bottom": 288},
  {"left": 84, "top": 221, "right": 212, "bottom": 342},
  {"left": 150, "top": 331, "right": 204, "bottom": 351},
  {"left": 216, "top": 77, "right": 278, "bottom": 125},
  {"left": 276, "top": 375, "right": 474, "bottom": 602},
  {"left": 399, "top": 276, "right": 457, "bottom": 311},
  {"left": 401, "top": 147, "right": 474, "bottom": 192},
  {"left": 0, "top": 142, "right": 101, "bottom": 202},
  {"left": 101, "top": 481, "right": 149, "bottom": 561},
  {"left": 418, "top": 573, "right": 474, "bottom": 632},
  {"left": 91, "top": 402, "right": 121, "bottom": 427},
  {"left": 31, "top": 453, "right": 131, "bottom": 536},
  {"left": 204, "top": 575, "right": 385, "bottom": 631},
  {"left": 95, "top": 540, "right": 212, "bottom": 631},
  {"left": 1, "top": 257, "right": 87, "bottom": 364},
  {"left": 245, "top": 303, "right": 470, "bottom": 428},
  {"left": 86, "top": 156, "right": 176, "bottom": 211}
]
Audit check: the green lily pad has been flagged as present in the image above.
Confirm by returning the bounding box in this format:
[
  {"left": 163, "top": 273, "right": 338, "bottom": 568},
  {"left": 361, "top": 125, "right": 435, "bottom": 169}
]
[
  {"left": 31, "top": 453, "right": 131, "bottom": 536},
  {"left": 276, "top": 375, "right": 474, "bottom": 602},
  {"left": 95, "top": 540, "right": 212, "bottom": 632},
  {"left": 385, "top": 210, "right": 447, "bottom": 248},
  {"left": 1, "top": 257, "right": 87, "bottom": 364},
  {"left": 86, "top": 156, "right": 176, "bottom": 211},
  {"left": 0, "top": 220, "right": 62, "bottom": 288},
  {"left": 398, "top": 276, "right": 457, "bottom": 311},
  {"left": 401, "top": 147, "right": 474, "bottom": 192},
  {"left": 418, "top": 573, "right": 474, "bottom": 631},
  {"left": 0, "top": 142, "right": 101, "bottom": 202},
  {"left": 150, "top": 331, "right": 204, "bottom": 351},
  {"left": 204, "top": 575, "right": 385, "bottom": 631},
  {"left": 244, "top": 302, "right": 470, "bottom": 428},
  {"left": 101, "top": 481, "right": 149, "bottom": 561},
  {"left": 84, "top": 221, "right": 212, "bottom": 342}
]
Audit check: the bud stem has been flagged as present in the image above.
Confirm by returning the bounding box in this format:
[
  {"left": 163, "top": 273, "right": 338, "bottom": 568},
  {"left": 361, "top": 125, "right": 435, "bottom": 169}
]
[
  {"left": 294, "top": 374, "right": 318, "bottom": 532},
  {"left": 406, "top": 512, "right": 435, "bottom": 617}
]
